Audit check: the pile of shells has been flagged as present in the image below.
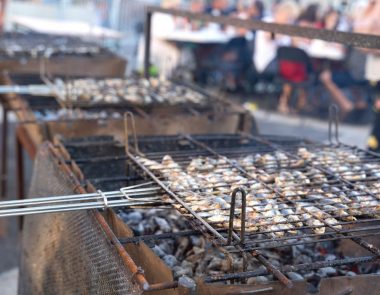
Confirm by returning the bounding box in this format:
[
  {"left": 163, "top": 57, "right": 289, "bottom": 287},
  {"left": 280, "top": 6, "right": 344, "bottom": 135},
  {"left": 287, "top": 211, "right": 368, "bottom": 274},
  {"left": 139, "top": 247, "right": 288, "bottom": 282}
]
[
  {"left": 54, "top": 77, "right": 209, "bottom": 106},
  {"left": 136, "top": 151, "right": 379, "bottom": 238}
]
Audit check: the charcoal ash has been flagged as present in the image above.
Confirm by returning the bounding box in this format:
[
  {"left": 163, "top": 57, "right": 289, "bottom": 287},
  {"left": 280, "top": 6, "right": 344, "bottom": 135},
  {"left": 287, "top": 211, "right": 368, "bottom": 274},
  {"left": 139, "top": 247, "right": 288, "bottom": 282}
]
[{"left": 118, "top": 207, "right": 380, "bottom": 283}]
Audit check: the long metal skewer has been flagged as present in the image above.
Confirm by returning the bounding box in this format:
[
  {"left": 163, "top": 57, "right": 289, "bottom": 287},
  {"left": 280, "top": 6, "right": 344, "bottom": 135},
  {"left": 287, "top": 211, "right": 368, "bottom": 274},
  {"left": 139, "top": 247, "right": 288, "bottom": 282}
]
[
  {"left": 0, "top": 183, "right": 164, "bottom": 218},
  {"left": 0, "top": 85, "right": 53, "bottom": 96}
]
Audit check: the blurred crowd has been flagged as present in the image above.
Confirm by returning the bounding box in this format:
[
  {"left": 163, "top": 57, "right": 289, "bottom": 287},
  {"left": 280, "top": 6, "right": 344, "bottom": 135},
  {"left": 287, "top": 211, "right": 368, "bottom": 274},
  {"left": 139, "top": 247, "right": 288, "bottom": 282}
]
[{"left": 148, "top": 0, "right": 380, "bottom": 122}]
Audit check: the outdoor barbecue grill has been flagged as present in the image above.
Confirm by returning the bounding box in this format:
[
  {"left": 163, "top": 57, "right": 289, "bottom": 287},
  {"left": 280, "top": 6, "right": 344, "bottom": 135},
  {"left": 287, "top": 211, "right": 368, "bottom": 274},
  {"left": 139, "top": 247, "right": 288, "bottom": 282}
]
[
  {"left": 0, "top": 32, "right": 126, "bottom": 77},
  {"left": 0, "top": 73, "right": 253, "bottom": 201},
  {"left": 12, "top": 129, "right": 380, "bottom": 294},
  {"left": 5, "top": 4, "right": 380, "bottom": 294}
]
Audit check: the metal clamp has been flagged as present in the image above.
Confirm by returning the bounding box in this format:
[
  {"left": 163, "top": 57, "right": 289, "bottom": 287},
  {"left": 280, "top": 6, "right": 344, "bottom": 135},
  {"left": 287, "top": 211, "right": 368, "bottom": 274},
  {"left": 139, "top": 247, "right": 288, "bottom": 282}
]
[
  {"left": 124, "top": 112, "right": 141, "bottom": 155},
  {"left": 97, "top": 190, "right": 108, "bottom": 209},
  {"left": 227, "top": 187, "right": 247, "bottom": 245},
  {"left": 131, "top": 266, "right": 145, "bottom": 281},
  {"left": 328, "top": 104, "right": 340, "bottom": 145}
]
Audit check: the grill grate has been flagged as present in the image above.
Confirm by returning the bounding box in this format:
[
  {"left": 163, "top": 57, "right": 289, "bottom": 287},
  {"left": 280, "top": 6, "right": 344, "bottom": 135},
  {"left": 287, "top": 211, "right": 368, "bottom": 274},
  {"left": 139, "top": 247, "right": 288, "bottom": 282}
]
[
  {"left": 7, "top": 75, "right": 233, "bottom": 116},
  {"left": 123, "top": 133, "right": 380, "bottom": 285}
]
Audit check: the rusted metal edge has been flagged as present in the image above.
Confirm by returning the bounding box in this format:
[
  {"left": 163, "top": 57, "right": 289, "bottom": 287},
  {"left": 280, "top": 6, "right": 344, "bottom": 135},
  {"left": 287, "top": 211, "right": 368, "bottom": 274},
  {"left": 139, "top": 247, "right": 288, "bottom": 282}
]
[
  {"left": 204, "top": 255, "right": 378, "bottom": 283},
  {"left": 146, "top": 6, "right": 380, "bottom": 49}
]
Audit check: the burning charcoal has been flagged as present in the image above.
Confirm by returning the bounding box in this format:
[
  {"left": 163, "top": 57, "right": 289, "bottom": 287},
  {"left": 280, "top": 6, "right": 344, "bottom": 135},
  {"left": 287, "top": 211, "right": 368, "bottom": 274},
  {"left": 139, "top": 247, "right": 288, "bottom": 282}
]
[
  {"left": 195, "top": 256, "right": 211, "bottom": 275},
  {"left": 207, "top": 256, "right": 224, "bottom": 270},
  {"left": 175, "top": 238, "right": 190, "bottom": 259},
  {"left": 173, "top": 266, "right": 193, "bottom": 278},
  {"left": 324, "top": 254, "right": 336, "bottom": 261},
  {"left": 317, "top": 267, "right": 337, "bottom": 277},
  {"left": 190, "top": 236, "right": 204, "bottom": 248},
  {"left": 118, "top": 212, "right": 129, "bottom": 222},
  {"left": 152, "top": 245, "right": 166, "bottom": 258},
  {"left": 303, "top": 272, "right": 316, "bottom": 280},
  {"left": 157, "top": 241, "right": 174, "bottom": 255},
  {"left": 125, "top": 211, "right": 143, "bottom": 224},
  {"left": 247, "top": 276, "right": 269, "bottom": 284},
  {"left": 153, "top": 217, "right": 171, "bottom": 232},
  {"left": 287, "top": 272, "right": 304, "bottom": 281},
  {"left": 178, "top": 276, "right": 196, "bottom": 290},
  {"left": 133, "top": 223, "right": 145, "bottom": 236},
  {"left": 185, "top": 247, "right": 205, "bottom": 263},
  {"left": 163, "top": 255, "right": 178, "bottom": 268}
]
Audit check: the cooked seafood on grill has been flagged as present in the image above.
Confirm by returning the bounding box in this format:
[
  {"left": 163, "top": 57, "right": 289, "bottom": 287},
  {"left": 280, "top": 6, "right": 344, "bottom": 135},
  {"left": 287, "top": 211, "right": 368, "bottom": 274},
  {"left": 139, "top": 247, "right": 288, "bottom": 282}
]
[
  {"left": 135, "top": 146, "right": 380, "bottom": 238},
  {"left": 53, "top": 77, "right": 209, "bottom": 106},
  {"left": 0, "top": 33, "right": 103, "bottom": 58}
]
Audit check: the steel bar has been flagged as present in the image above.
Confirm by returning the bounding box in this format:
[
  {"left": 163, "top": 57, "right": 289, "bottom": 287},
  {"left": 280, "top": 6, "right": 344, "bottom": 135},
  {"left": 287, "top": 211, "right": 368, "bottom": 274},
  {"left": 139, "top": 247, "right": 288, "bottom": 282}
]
[
  {"left": 0, "top": 85, "right": 52, "bottom": 96},
  {"left": 147, "top": 7, "right": 380, "bottom": 49},
  {"left": 235, "top": 231, "right": 380, "bottom": 252},
  {"left": 0, "top": 106, "right": 8, "bottom": 199},
  {"left": 204, "top": 256, "right": 378, "bottom": 283},
  {"left": 0, "top": 184, "right": 164, "bottom": 217},
  {"left": 0, "top": 199, "right": 166, "bottom": 217},
  {"left": 144, "top": 9, "right": 152, "bottom": 79},
  {"left": 144, "top": 7, "right": 380, "bottom": 77},
  {"left": 119, "top": 230, "right": 202, "bottom": 244}
]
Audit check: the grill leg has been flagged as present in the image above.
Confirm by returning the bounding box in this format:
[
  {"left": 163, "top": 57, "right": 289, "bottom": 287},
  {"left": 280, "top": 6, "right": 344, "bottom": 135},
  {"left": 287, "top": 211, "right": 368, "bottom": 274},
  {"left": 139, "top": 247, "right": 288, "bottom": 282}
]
[
  {"left": 16, "top": 133, "right": 25, "bottom": 230},
  {"left": 0, "top": 106, "right": 7, "bottom": 237},
  {"left": 1, "top": 106, "right": 8, "bottom": 199}
]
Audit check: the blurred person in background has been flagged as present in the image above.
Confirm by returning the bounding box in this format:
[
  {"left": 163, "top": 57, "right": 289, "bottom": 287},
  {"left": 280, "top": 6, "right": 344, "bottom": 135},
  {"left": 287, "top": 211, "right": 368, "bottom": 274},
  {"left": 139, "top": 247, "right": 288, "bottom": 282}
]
[
  {"left": 252, "top": 1, "right": 299, "bottom": 113},
  {"left": 276, "top": 3, "right": 321, "bottom": 115},
  {"left": 248, "top": 0, "right": 265, "bottom": 20},
  {"left": 204, "top": 0, "right": 234, "bottom": 16},
  {"left": 254, "top": 0, "right": 299, "bottom": 75},
  {"left": 218, "top": 1, "right": 257, "bottom": 91},
  {"left": 318, "top": 8, "right": 368, "bottom": 118},
  {"left": 0, "top": 0, "right": 6, "bottom": 32},
  {"left": 188, "top": 0, "right": 205, "bottom": 30},
  {"left": 354, "top": 0, "right": 380, "bottom": 152}
]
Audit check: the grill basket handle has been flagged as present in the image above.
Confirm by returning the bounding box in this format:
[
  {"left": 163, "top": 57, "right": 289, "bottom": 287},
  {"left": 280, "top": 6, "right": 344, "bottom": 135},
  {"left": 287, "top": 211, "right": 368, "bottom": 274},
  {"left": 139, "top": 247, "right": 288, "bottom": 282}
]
[
  {"left": 227, "top": 187, "right": 247, "bottom": 245},
  {"left": 124, "top": 111, "right": 140, "bottom": 155}
]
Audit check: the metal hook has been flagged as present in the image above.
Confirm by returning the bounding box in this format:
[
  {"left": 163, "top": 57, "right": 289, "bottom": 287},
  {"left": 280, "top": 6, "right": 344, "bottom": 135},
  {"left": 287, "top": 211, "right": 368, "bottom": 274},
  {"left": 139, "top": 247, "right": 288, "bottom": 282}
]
[
  {"left": 124, "top": 112, "right": 141, "bottom": 155},
  {"left": 119, "top": 187, "right": 160, "bottom": 202},
  {"left": 328, "top": 104, "right": 340, "bottom": 145},
  {"left": 97, "top": 189, "right": 108, "bottom": 209},
  {"left": 227, "top": 187, "right": 246, "bottom": 245}
]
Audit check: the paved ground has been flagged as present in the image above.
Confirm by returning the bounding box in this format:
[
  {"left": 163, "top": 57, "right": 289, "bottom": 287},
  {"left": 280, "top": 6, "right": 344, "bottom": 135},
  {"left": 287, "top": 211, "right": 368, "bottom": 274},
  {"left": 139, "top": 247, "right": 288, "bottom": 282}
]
[
  {"left": 252, "top": 109, "right": 371, "bottom": 147},
  {"left": 0, "top": 108, "right": 373, "bottom": 294},
  {"left": 0, "top": 268, "right": 18, "bottom": 295}
]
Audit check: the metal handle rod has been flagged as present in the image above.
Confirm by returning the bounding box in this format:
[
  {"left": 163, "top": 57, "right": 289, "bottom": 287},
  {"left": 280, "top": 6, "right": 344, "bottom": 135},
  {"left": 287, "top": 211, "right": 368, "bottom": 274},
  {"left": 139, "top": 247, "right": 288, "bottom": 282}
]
[
  {"left": 0, "top": 183, "right": 165, "bottom": 217},
  {"left": 0, "top": 189, "right": 161, "bottom": 209},
  {"left": 0, "top": 85, "right": 54, "bottom": 96},
  {"left": 0, "top": 199, "right": 167, "bottom": 218},
  {"left": 0, "top": 185, "right": 161, "bottom": 208}
]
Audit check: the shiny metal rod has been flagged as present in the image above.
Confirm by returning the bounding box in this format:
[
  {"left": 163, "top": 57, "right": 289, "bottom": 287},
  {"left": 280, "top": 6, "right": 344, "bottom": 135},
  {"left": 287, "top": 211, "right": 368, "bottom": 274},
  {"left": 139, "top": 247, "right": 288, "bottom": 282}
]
[
  {"left": 0, "top": 184, "right": 165, "bottom": 217},
  {"left": 0, "top": 85, "right": 53, "bottom": 96}
]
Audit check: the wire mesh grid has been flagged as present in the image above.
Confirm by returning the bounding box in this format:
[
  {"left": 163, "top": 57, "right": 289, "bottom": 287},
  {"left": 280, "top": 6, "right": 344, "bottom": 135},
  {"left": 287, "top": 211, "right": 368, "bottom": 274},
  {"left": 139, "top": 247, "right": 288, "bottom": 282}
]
[{"left": 124, "top": 133, "right": 380, "bottom": 284}]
